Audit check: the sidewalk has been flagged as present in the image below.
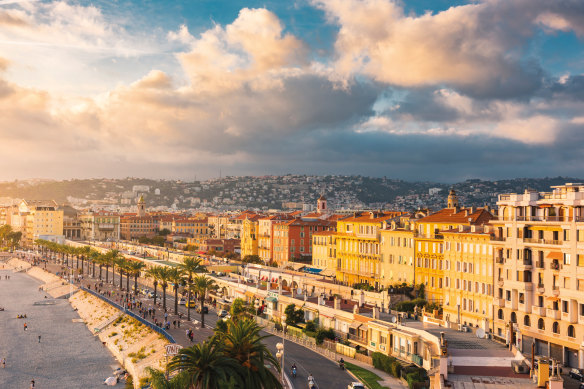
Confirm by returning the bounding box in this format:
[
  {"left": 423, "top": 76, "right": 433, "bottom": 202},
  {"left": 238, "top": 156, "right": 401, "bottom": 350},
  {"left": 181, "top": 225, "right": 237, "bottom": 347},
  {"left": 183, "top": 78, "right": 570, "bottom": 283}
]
[{"left": 347, "top": 357, "right": 409, "bottom": 388}]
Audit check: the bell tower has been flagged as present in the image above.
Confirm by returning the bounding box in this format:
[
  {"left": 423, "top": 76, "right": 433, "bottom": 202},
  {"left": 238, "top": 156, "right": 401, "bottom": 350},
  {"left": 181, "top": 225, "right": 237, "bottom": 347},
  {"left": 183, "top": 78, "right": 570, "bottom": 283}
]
[
  {"left": 137, "top": 195, "right": 146, "bottom": 217},
  {"left": 317, "top": 194, "right": 327, "bottom": 214},
  {"left": 447, "top": 189, "right": 459, "bottom": 209}
]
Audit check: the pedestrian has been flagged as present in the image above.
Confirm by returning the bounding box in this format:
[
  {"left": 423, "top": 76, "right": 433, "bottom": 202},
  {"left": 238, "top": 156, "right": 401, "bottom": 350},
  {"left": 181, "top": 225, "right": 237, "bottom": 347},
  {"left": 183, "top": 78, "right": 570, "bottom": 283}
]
[
  {"left": 38, "top": 335, "right": 41, "bottom": 343},
  {"left": 24, "top": 322, "right": 27, "bottom": 331},
  {"left": 2, "top": 357, "right": 5, "bottom": 368},
  {"left": 173, "top": 320, "right": 176, "bottom": 329},
  {"left": 30, "top": 379, "right": 35, "bottom": 388},
  {"left": 177, "top": 320, "right": 180, "bottom": 328}
]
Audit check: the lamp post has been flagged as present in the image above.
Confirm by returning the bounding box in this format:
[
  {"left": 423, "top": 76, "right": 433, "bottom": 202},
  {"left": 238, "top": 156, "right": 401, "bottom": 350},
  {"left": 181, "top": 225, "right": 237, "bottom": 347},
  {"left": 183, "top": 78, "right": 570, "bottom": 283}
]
[{"left": 276, "top": 342, "right": 284, "bottom": 384}]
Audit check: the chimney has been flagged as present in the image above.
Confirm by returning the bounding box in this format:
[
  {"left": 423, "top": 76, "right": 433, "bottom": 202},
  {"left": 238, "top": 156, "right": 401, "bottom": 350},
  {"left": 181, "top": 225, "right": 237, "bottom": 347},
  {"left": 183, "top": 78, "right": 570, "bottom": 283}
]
[
  {"left": 359, "top": 291, "right": 365, "bottom": 307},
  {"left": 318, "top": 294, "right": 324, "bottom": 305},
  {"left": 353, "top": 304, "right": 359, "bottom": 314},
  {"left": 373, "top": 306, "right": 379, "bottom": 319},
  {"left": 334, "top": 296, "right": 341, "bottom": 310},
  {"left": 469, "top": 207, "right": 474, "bottom": 214}
]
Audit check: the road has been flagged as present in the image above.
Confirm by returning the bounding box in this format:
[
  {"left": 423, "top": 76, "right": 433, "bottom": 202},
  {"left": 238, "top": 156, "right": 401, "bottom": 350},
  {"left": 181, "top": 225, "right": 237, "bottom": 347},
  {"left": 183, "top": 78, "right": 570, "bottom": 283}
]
[{"left": 18, "top": 250, "right": 355, "bottom": 389}]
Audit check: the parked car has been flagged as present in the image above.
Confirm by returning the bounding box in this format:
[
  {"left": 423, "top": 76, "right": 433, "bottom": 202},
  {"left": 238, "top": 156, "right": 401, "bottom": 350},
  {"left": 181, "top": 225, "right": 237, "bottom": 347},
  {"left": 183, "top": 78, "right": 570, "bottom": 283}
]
[
  {"left": 185, "top": 300, "right": 197, "bottom": 308},
  {"left": 178, "top": 297, "right": 186, "bottom": 306},
  {"left": 348, "top": 383, "right": 365, "bottom": 389},
  {"left": 217, "top": 309, "right": 229, "bottom": 318},
  {"left": 146, "top": 291, "right": 155, "bottom": 298},
  {"left": 197, "top": 306, "right": 209, "bottom": 314},
  {"left": 570, "top": 368, "right": 584, "bottom": 381}
]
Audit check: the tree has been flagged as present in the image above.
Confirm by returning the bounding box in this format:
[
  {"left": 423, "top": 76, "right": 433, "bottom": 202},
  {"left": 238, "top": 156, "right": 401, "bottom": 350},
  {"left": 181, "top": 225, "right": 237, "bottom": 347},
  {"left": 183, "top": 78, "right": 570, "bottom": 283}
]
[
  {"left": 222, "top": 319, "right": 283, "bottom": 389},
  {"left": 167, "top": 267, "right": 184, "bottom": 315},
  {"left": 167, "top": 338, "right": 243, "bottom": 389},
  {"left": 284, "top": 304, "right": 304, "bottom": 326},
  {"left": 143, "top": 367, "right": 191, "bottom": 389},
  {"left": 193, "top": 275, "right": 217, "bottom": 329},
  {"left": 127, "top": 261, "right": 146, "bottom": 295},
  {"left": 145, "top": 267, "right": 160, "bottom": 305},
  {"left": 230, "top": 298, "right": 248, "bottom": 319},
  {"left": 179, "top": 257, "right": 207, "bottom": 322},
  {"left": 242, "top": 255, "right": 263, "bottom": 264},
  {"left": 157, "top": 266, "right": 172, "bottom": 313},
  {"left": 158, "top": 228, "right": 172, "bottom": 236}
]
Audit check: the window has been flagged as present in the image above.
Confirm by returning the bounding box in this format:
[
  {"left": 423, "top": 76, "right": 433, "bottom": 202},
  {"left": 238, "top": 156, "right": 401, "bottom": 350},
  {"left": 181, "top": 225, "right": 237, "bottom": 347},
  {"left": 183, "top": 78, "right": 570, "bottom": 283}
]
[
  {"left": 538, "top": 318, "right": 545, "bottom": 330},
  {"left": 510, "top": 312, "right": 517, "bottom": 323},
  {"left": 498, "top": 309, "right": 503, "bottom": 320},
  {"left": 563, "top": 301, "right": 569, "bottom": 313},
  {"left": 552, "top": 322, "right": 559, "bottom": 334},
  {"left": 564, "top": 253, "right": 571, "bottom": 265},
  {"left": 524, "top": 315, "right": 531, "bottom": 327},
  {"left": 568, "top": 325, "right": 575, "bottom": 338}
]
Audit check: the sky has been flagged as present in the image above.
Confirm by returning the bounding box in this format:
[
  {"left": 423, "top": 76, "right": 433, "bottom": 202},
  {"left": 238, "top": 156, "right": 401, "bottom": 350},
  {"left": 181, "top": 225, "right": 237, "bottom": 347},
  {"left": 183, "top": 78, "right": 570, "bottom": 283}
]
[{"left": 0, "top": 0, "right": 583, "bottom": 183}]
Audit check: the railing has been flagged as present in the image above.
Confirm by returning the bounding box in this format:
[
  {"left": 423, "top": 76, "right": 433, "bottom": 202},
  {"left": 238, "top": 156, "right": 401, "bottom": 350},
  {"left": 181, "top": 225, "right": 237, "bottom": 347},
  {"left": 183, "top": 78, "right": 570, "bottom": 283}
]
[
  {"left": 536, "top": 261, "right": 544, "bottom": 269},
  {"left": 491, "top": 236, "right": 506, "bottom": 242},
  {"left": 522, "top": 260, "right": 532, "bottom": 267},
  {"left": 81, "top": 286, "right": 176, "bottom": 343},
  {"left": 524, "top": 238, "right": 563, "bottom": 245},
  {"left": 347, "top": 333, "right": 368, "bottom": 344},
  {"left": 551, "top": 262, "right": 560, "bottom": 270},
  {"left": 495, "top": 257, "right": 505, "bottom": 264}
]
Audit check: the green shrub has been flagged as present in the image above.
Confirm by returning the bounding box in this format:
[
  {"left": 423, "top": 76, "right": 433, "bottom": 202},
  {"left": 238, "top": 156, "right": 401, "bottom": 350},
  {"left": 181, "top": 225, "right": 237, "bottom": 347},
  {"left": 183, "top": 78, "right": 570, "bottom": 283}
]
[
  {"left": 315, "top": 328, "right": 335, "bottom": 345},
  {"left": 304, "top": 331, "right": 317, "bottom": 338},
  {"left": 395, "top": 298, "right": 428, "bottom": 313},
  {"left": 304, "top": 320, "right": 317, "bottom": 333},
  {"left": 404, "top": 367, "right": 428, "bottom": 389},
  {"left": 390, "top": 361, "right": 402, "bottom": 378}
]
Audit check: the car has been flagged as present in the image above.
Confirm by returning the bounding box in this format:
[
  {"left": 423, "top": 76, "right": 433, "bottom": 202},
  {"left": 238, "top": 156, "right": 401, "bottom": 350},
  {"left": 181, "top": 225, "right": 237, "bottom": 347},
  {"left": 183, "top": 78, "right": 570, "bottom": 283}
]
[
  {"left": 217, "top": 309, "right": 229, "bottom": 318},
  {"left": 570, "top": 368, "right": 584, "bottom": 381},
  {"left": 347, "top": 383, "right": 365, "bottom": 389},
  {"left": 146, "top": 291, "right": 155, "bottom": 298},
  {"left": 197, "top": 306, "right": 209, "bottom": 314},
  {"left": 178, "top": 297, "right": 186, "bottom": 306},
  {"left": 185, "top": 301, "right": 197, "bottom": 308}
]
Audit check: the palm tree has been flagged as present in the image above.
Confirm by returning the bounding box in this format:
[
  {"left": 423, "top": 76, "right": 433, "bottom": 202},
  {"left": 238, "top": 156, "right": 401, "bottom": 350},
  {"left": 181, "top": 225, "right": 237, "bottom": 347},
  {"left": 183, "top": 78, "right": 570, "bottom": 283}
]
[
  {"left": 115, "top": 256, "right": 127, "bottom": 289},
  {"left": 157, "top": 266, "right": 172, "bottom": 313},
  {"left": 179, "top": 257, "right": 207, "bottom": 321},
  {"left": 223, "top": 319, "right": 282, "bottom": 389},
  {"left": 79, "top": 245, "right": 91, "bottom": 275},
  {"left": 107, "top": 249, "right": 123, "bottom": 285},
  {"left": 167, "top": 267, "right": 184, "bottom": 316},
  {"left": 89, "top": 249, "right": 101, "bottom": 278},
  {"left": 127, "top": 261, "right": 146, "bottom": 295},
  {"left": 145, "top": 267, "right": 160, "bottom": 305},
  {"left": 144, "top": 367, "right": 191, "bottom": 389},
  {"left": 193, "top": 275, "right": 217, "bottom": 329},
  {"left": 167, "top": 338, "right": 243, "bottom": 389}
]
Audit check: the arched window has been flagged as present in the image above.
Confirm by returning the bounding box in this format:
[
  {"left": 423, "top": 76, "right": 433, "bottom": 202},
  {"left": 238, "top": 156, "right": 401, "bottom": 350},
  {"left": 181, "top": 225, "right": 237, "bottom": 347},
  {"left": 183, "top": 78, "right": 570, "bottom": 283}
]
[
  {"left": 510, "top": 312, "right": 517, "bottom": 323},
  {"left": 553, "top": 322, "right": 559, "bottom": 334},
  {"left": 498, "top": 309, "right": 504, "bottom": 320},
  {"left": 524, "top": 315, "right": 530, "bottom": 327},
  {"left": 568, "top": 325, "right": 575, "bottom": 338},
  {"left": 538, "top": 318, "right": 545, "bottom": 330}
]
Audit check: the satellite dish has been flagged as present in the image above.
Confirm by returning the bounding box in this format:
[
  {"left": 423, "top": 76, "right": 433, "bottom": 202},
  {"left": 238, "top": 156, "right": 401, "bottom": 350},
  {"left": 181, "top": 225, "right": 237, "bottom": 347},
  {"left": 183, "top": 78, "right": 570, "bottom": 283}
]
[
  {"left": 391, "top": 316, "right": 397, "bottom": 323},
  {"left": 476, "top": 328, "right": 485, "bottom": 339}
]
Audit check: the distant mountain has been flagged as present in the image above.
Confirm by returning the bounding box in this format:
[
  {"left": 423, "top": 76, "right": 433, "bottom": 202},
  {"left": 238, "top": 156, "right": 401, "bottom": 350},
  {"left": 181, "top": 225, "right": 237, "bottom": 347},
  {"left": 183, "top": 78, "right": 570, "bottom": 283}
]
[{"left": 0, "top": 176, "right": 580, "bottom": 211}]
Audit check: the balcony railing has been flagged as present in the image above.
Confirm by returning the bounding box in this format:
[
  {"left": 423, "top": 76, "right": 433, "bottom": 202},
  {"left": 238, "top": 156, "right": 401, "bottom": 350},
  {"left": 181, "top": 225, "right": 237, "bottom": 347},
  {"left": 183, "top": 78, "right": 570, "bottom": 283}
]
[
  {"left": 491, "top": 236, "right": 506, "bottom": 242},
  {"left": 348, "top": 333, "right": 368, "bottom": 344},
  {"left": 536, "top": 260, "right": 544, "bottom": 269},
  {"left": 546, "top": 309, "right": 560, "bottom": 320},
  {"left": 495, "top": 257, "right": 505, "bottom": 264},
  {"left": 523, "top": 238, "right": 563, "bottom": 245}
]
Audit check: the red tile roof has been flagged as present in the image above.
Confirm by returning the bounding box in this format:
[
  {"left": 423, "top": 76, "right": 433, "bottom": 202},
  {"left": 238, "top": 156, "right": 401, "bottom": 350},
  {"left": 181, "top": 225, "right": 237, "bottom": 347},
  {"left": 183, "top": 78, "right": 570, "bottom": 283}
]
[{"left": 417, "top": 207, "right": 493, "bottom": 225}]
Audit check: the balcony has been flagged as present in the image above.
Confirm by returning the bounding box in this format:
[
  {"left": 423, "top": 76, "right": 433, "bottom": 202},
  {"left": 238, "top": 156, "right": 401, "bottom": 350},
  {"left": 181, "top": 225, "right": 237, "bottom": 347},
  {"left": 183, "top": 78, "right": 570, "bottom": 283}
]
[
  {"left": 550, "top": 262, "right": 561, "bottom": 271},
  {"left": 535, "top": 260, "right": 545, "bottom": 269},
  {"left": 495, "top": 298, "right": 505, "bottom": 307},
  {"left": 537, "top": 285, "right": 545, "bottom": 294},
  {"left": 497, "top": 278, "right": 504, "bottom": 287},
  {"left": 552, "top": 287, "right": 560, "bottom": 296},
  {"left": 495, "top": 257, "right": 505, "bottom": 264},
  {"left": 348, "top": 333, "right": 368, "bottom": 345},
  {"left": 523, "top": 238, "right": 563, "bottom": 246},
  {"left": 562, "top": 311, "right": 577, "bottom": 324},
  {"left": 521, "top": 260, "right": 533, "bottom": 269},
  {"left": 546, "top": 309, "right": 560, "bottom": 320},
  {"left": 532, "top": 306, "right": 546, "bottom": 316},
  {"left": 491, "top": 236, "right": 506, "bottom": 242}
]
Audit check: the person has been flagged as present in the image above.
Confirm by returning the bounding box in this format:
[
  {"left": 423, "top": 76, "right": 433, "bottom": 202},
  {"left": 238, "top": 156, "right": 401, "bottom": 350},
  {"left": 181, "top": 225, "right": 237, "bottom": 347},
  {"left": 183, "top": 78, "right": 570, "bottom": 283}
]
[
  {"left": 2, "top": 357, "right": 5, "bottom": 368},
  {"left": 339, "top": 357, "right": 345, "bottom": 370},
  {"left": 291, "top": 363, "right": 297, "bottom": 377},
  {"left": 38, "top": 335, "right": 41, "bottom": 343},
  {"left": 30, "top": 379, "right": 35, "bottom": 388},
  {"left": 24, "top": 322, "right": 27, "bottom": 331},
  {"left": 308, "top": 373, "right": 315, "bottom": 389}
]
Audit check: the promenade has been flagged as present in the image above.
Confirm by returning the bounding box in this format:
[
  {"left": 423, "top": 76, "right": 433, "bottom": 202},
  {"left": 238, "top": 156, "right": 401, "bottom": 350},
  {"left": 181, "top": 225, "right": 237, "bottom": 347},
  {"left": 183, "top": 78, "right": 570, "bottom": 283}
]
[{"left": 0, "top": 266, "right": 117, "bottom": 389}]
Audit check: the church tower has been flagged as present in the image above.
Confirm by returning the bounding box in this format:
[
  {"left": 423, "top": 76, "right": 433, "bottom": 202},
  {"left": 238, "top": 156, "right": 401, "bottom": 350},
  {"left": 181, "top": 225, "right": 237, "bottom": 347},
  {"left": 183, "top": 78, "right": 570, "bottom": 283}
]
[
  {"left": 447, "top": 189, "right": 459, "bottom": 210},
  {"left": 137, "top": 195, "right": 146, "bottom": 217},
  {"left": 317, "top": 194, "right": 327, "bottom": 214}
]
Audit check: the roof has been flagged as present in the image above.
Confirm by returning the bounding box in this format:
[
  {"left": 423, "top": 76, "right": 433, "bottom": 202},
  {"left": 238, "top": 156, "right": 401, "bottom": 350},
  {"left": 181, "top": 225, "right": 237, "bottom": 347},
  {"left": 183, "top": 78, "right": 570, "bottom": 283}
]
[
  {"left": 312, "top": 230, "right": 336, "bottom": 236},
  {"left": 318, "top": 194, "right": 326, "bottom": 200},
  {"left": 416, "top": 207, "right": 493, "bottom": 225},
  {"left": 340, "top": 211, "right": 404, "bottom": 223},
  {"left": 278, "top": 218, "right": 334, "bottom": 227}
]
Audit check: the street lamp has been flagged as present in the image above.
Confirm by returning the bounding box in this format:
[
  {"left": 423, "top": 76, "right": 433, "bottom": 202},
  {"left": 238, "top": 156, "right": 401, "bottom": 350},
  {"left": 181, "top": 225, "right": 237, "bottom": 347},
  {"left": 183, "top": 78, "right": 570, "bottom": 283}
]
[{"left": 276, "top": 342, "right": 284, "bottom": 384}]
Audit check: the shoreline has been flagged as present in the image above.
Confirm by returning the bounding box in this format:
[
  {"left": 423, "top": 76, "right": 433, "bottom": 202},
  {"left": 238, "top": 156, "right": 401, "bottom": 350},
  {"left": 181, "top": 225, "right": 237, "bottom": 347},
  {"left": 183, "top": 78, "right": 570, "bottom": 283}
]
[{"left": 6, "top": 257, "right": 168, "bottom": 388}]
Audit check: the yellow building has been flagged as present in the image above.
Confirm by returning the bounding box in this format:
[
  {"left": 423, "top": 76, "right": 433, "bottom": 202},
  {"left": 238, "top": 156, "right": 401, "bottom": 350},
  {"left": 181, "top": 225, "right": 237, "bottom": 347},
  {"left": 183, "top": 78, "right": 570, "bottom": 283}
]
[
  {"left": 312, "top": 230, "right": 337, "bottom": 270},
  {"left": 442, "top": 226, "right": 494, "bottom": 331},
  {"left": 335, "top": 211, "right": 403, "bottom": 288},
  {"left": 11, "top": 200, "right": 64, "bottom": 246},
  {"left": 380, "top": 228, "right": 416, "bottom": 286},
  {"left": 240, "top": 215, "right": 261, "bottom": 258},
  {"left": 414, "top": 190, "right": 493, "bottom": 303}
]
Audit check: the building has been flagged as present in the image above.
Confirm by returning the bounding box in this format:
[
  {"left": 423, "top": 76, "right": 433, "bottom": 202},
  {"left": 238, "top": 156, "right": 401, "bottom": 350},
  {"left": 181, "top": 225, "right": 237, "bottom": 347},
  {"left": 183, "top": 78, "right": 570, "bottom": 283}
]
[
  {"left": 240, "top": 214, "right": 263, "bottom": 258},
  {"left": 171, "top": 217, "right": 209, "bottom": 236},
  {"left": 10, "top": 200, "right": 64, "bottom": 246},
  {"left": 413, "top": 190, "right": 493, "bottom": 303},
  {"left": 208, "top": 214, "right": 229, "bottom": 239},
  {"left": 79, "top": 211, "right": 120, "bottom": 241},
  {"left": 441, "top": 225, "right": 494, "bottom": 332},
  {"left": 312, "top": 230, "right": 337, "bottom": 271},
  {"left": 272, "top": 218, "right": 335, "bottom": 265},
  {"left": 62, "top": 205, "right": 82, "bottom": 240},
  {"left": 335, "top": 211, "right": 404, "bottom": 288},
  {"left": 198, "top": 238, "right": 240, "bottom": 255},
  {"left": 258, "top": 214, "right": 295, "bottom": 264},
  {"left": 491, "top": 183, "right": 584, "bottom": 368},
  {"left": 380, "top": 228, "right": 416, "bottom": 286},
  {"left": 120, "top": 215, "right": 158, "bottom": 240}
]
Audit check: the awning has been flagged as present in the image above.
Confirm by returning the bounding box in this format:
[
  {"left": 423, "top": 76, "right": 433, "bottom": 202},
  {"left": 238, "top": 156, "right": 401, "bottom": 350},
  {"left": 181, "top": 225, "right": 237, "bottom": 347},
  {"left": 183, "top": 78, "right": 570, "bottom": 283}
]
[
  {"left": 266, "top": 296, "right": 278, "bottom": 303},
  {"left": 291, "top": 263, "right": 305, "bottom": 271},
  {"left": 546, "top": 251, "right": 563, "bottom": 260},
  {"left": 320, "top": 269, "right": 336, "bottom": 277},
  {"left": 303, "top": 267, "right": 323, "bottom": 274},
  {"left": 530, "top": 226, "right": 562, "bottom": 231},
  {"left": 349, "top": 321, "right": 363, "bottom": 330}
]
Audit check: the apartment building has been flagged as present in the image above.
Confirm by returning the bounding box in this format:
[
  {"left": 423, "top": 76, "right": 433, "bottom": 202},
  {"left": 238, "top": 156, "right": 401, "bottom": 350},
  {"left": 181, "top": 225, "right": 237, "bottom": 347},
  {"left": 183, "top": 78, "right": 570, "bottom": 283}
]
[
  {"left": 335, "top": 211, "right": 403, "bottom": 288},
  {"left": 79, "top": 211, "right": 120, "bottom": 241},
  {"left": 414, "top": 190, "right": 493, "bottom": 303},
  {"left": 10, "top": 200, "right": 64, "bottom": 246},
  {"left": 312, "top": 230, "right": 337, "bottom": 270},
  {"left": 272, "top": 218, "right": 335, "bottom": 265},
  {"left": 171, "top": 217, "right": 209, "bottom": 236},
  {"left": 491, "top": 184, "right": 584, "bottom": 368},
  {"left": 120, "top": 215, "right": 158, "bottom": 240},
  {"left": 257, "top": 214, "right": 294, "bottom": 264},
  {"left": 442, "top": 225, "right": 494, "bottom": 332},
  {"left": 240, "top": 214, "right": 262, "bottom": 258}
]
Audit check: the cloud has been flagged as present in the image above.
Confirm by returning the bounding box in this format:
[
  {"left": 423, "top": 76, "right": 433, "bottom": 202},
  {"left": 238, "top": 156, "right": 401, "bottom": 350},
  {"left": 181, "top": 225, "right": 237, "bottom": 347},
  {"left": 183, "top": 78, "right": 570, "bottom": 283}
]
[{"left": 311, "top": 0, "right": 584, "bottom": 98}]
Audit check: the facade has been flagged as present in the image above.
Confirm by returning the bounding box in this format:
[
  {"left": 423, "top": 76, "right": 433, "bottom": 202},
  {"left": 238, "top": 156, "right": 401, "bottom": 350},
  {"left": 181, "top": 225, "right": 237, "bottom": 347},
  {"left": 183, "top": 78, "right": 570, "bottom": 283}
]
[
  {"left": 199, "top": 238, "right": 240, "bottom": 255},
  {"left": 380, "top": 228, "right": 416, "bottom": 285},
  {"left": 171, "top": 217, "right": 209, "bottom": 236},
  {"left": 312, "top": 230, "right": 337, "bottom": 270},
  {"left": 257, "top": 214, "right": 294, "bottom": 264},
  {"left": 79, "top": 211, "right": 120, "bottom": 241},
  {"left": 120, "top": 216, "right": 158, "bottom": 240},
  {"left": 240, "top": 215, "right": 262, "bottom": 258},
  {"left": 208, "top": 215, "right": 229, "bottom": 239},
  {"left": 491, "top": 184, "right": 584, "bottom": 368},
  {"left": 11, "top": 200, "right": 64, "bottom": 246},
  {"left": 414, "top": 190, "right": 493, "bottom": 303},
  {"left": 335, "top": 211, "right": 404, "bottom": 288},
  {"left": 441, "top": 226, "right": 494, "bottom": 331},
  {"left": 272, "top": 218, "right": 335, "bottom": 265}
]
